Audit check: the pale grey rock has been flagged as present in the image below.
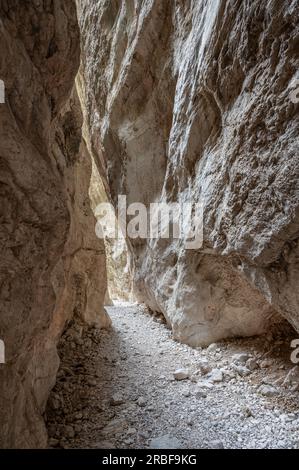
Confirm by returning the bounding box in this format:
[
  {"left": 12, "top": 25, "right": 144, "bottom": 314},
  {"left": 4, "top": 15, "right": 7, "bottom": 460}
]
[
  {"left": 173, "top": 369, "right": 190, "bottom": 381},
  {"left": 197, "top": 380, "right": 214, "bottom": 390},
  {"left": 206, "top": 344, "right": 219, "bottom": 353},
  {"left": 223, "top": 369, "right": 236, "bottom": 380},
  {"left": 197, "top": 359, "right": 212, "bottom": 375},
  {"left": 137, "top": 397, "right": 147, "bottom": 407},
  {"left": 149, "top": 435, "right": 183, "bottom": 449},
  {"left": 208, "top": 440, "right": 225, "bottom": 449},
  {"left": 208, "top": 369, "right": 224, "bottom": 383},
  {"left": 232, "top": 365, "right": 251, "bottom": 377},
  {"left": 195, "top": 389, "right": 207, "bottom": 399},
  {"left": 190, "top": 373, "right": 200, "bottom": 383},
  {"left": 259, "top": 385, "right": 279, "bottom": 397},
  {"left": 232, "top": 353, "right": 251, "bottom": 365},
  {"left": 91, "top": 441, "right": 116, "bottom": 449},
  {"left": 110, "top": 393, "right": 125, "bottom": 406},
  {"left": 260, "top": 359, "right": 273, "bottom": 369},
  {"left": 126, "top": 428, "right": 137, "bottom": 436},
  {"left": 102, "top": 419, "right": 128, "bottom": 436},
  {"left": 283, "top": 366, "right": 299, "bottom": 389}
]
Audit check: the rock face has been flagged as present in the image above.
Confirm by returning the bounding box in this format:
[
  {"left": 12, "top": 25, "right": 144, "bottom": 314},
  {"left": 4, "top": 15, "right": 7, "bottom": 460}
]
[
  {"left": 78, "top": 0, "right": 299, "bottom": 346},
  {"left": 87, "top": 133, "right": 133, "bottom": 303},
  {"left": 0, "top": 2, "right": 108, "bottom": 448},
  {"left": 77, "top": 71, "right": 133, "bottom": 303}
]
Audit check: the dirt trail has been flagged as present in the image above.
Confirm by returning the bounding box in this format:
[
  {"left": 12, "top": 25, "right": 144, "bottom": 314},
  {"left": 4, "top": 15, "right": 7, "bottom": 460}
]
[{"left": 46, "top": 302, "right": 299, "bottom": 449}]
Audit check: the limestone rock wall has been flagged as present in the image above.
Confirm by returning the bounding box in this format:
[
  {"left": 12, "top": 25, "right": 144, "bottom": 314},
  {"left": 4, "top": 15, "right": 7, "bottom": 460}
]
[
  {"left": 77, "top": 70, "right": 133, "bottom": 303},
  {"left": 89, "top": 157, "right": 133, "bottom": 302},
  {"left": 0, "top": 1, "right": 108, "bottom": 448},
  {"left": 78, "top": 0, "right": 299, "bottom": 346}
]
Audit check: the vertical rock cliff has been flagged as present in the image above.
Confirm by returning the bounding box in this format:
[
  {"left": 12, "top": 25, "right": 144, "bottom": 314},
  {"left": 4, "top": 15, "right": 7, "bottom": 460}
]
[
  {"left": 0, "top": 1, "right": 108, "bottom": 448},
  {"left": 78, "top": 0, "right": 299, "bottom": 346},
  {"left": 77, "top": 71, "right": 133, "bottom": 302}
]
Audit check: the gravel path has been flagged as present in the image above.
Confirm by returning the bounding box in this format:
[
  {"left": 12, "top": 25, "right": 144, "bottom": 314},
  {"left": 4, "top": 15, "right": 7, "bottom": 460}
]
[{"left": 46, "top": 302, "right": 299, "bottom": 449}]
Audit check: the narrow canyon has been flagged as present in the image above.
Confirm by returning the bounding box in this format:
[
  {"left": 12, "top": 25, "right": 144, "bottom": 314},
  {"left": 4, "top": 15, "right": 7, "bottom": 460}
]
[{"left": 0, "top": 0, "right": 298, "bottom": 450}]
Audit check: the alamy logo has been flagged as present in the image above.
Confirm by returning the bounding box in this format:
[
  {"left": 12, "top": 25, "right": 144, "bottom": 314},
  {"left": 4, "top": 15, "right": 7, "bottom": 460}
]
[
  {"left": 95, "top": 196, "right": 203, "bottom": 250},
  {"left": 0, "top": 339, "right": 5, "bottom": 364},
  {"left": 0, "top": 79, "right": 5, "bottom": 103},
  {"left": 289, "top": 77, "right": 299, "bottom": 104},
  {"left": 290, "top": 339, "right": 299, "bottom": 364}
]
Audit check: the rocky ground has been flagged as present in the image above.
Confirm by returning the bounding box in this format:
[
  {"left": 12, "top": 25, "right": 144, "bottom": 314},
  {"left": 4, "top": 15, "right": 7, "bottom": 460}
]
[{"left": 46, "top": 302, "right": 299, "bottom": 449}]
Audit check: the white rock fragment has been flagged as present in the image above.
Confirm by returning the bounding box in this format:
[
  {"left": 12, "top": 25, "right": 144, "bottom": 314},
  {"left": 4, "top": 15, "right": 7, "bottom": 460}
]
[
  {"left": 206, "top": 343, "right": 218, "bottom": 353},
  {"left": 232, "top": 365, "right": 251, "bottom": 377},
  {"left": 173, "top": 369, "right": 189, "bottom": 381},
  {"left": 246, "top": 358, "right": 258, "bottom": 371},
  {"left": 102, "top": 418, "right": 128, "bottom": 435},
  {"left": 259, "top": 385, "right": 279, "bottom": 397},
  {"left": 208, "top": 440, "right": 225, "bottom": 449},
  {"left": 283, "top": 366, "right": 299, "bottom": 389},
  {"left": 137, "top": 396, "right": 147, "bottom": 407},
  {"left": 197, "top": 358, "right": 211, "bottom": 375},
  {"left": 110, "top": 393, "right": 125, "bottom": 406},
  {"left": 232, "top": 353, "right": 251, "bottom": 364},
  {"left": 260, "top": 359, "right": 273, "bottom": 369},
  {"left": 149, "top": 435, "right": 183, "bottom": 449},
  {"left": 195, "top": 389, "right": 207, "bottom": 399},
  {"left": 208, "top": 368, "right": 224, "bottom": 383}
]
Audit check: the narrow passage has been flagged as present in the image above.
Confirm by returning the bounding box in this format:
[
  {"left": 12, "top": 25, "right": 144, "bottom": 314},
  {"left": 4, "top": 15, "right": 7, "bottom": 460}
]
[{"left": 47, "top": 303, "right": 299, "bottom": 449}]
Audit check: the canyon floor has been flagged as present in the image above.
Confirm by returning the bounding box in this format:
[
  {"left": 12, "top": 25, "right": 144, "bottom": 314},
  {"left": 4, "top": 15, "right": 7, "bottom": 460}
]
[{"left": 46, "top": 302, "right": 299, "bottom": 449}]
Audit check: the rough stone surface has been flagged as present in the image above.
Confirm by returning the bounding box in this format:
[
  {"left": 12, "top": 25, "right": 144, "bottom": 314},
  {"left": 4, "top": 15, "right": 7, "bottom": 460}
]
[
  {"left": 76, "top": 71, "right": 132, "bottom": 303},
  {"left": 78, "top": 0, "right": 299, "bottom": 345},
  {"left": 0, "top": 2, "right": 108, "bottom": 448},
  {"left": 46, "top": 303, "right": 299, "bottom": 449}
]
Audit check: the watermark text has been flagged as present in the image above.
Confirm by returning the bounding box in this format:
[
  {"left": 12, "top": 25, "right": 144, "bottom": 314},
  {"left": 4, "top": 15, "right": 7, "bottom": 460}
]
[
  {"left": 0, "top": 339, "right": 5, "bottom": 364},
  {"left": 290, "top": 339, "right": 299, "bottom": 364},
  {"left": 95, "top": 196, "right": 203, "bottom": 250},
  {"left": 0, "top": 79, "right": 5, "bottom": 103}
]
